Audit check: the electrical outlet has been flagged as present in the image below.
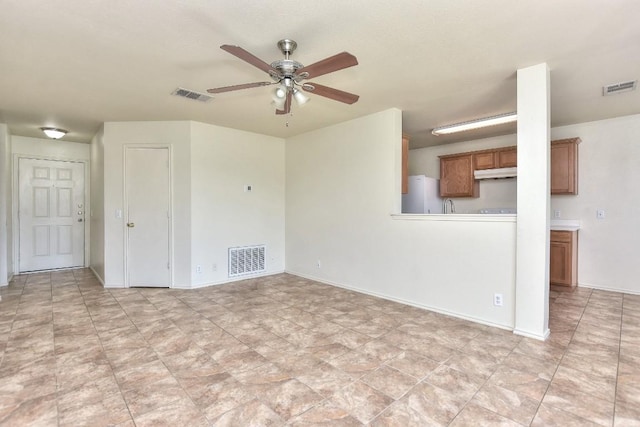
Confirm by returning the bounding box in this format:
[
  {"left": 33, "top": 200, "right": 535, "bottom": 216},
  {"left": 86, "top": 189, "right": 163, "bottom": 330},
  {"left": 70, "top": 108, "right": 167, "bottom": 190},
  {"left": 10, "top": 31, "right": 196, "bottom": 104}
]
[
  {"left": 494, "top": 293, "right": 503, "bottom": 307},
  {"left": 596, "top": 209, "right": 605, "bottom": 219},
  {"left": 317, "top": 260, "right": 321, "bottom": 269},
  {"left": 212, "top": 263, "right": 217, "bottom": 272},
  {"left": 196, "top": 265, "right": 202, "bottom": 274},
  {"left": 554, "top": 210, "right": 561, "bottom": 219}
]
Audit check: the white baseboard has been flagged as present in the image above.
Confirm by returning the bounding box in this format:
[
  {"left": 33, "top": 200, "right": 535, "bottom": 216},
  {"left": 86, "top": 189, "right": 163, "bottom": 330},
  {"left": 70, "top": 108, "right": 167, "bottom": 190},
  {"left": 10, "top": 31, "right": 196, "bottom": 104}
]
[
  {"left": 179, "top": 270, "right": 287, "bottom": 290},
  {"left": 285, "top": 269, "right": 514, "bottom": 332},
  {"left": 513, "top": 328, "right": 550, "bottom": 341},
  {"left": 578, "top": 281, "right": 640, "bottom": 296}
]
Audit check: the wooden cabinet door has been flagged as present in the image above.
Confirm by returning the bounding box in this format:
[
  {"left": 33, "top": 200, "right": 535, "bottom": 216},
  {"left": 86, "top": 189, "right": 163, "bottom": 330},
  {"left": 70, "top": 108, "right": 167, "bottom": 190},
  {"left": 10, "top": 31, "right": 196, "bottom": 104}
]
[
  {"left": 498, "top": 147, "right": 517, "bottom": 168},
  {"left": 401, "top": 134, "right": 409, "bottom": 194},
  {"left": 550, "top": 240, "right": 571, "bottom": 286},
  {"left": 474, "top": 152, "right": 496, "bottom": 170},
  {"left": 439, "top": 154, "right": 478, "bottom": 197},
  {"left": 550, "top": 230, "right": 577, "bottom": 286},
  {"left": 551, "top": 139, "right": 579, "bottom": 194}
]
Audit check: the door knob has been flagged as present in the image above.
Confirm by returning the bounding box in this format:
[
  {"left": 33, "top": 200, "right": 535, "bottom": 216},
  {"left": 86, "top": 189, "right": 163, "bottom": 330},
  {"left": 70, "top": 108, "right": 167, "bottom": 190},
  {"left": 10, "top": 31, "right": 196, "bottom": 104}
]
[{"left": 127, "top": 222, "right": 135, "bottom": 228}]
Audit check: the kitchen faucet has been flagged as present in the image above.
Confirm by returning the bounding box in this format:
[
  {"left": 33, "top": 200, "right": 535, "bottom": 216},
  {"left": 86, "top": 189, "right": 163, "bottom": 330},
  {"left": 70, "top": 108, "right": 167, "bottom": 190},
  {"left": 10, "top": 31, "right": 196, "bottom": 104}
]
[{"left": 442, "top": 198, "right": 456, "bottom": 214}]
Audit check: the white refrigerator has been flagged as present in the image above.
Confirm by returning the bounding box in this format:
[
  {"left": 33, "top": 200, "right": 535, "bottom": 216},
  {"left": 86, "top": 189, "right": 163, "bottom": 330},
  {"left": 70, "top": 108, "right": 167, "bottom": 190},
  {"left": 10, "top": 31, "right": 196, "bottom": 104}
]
[{"left": 402, "top": 175, "right": 442, "bottom": 214}]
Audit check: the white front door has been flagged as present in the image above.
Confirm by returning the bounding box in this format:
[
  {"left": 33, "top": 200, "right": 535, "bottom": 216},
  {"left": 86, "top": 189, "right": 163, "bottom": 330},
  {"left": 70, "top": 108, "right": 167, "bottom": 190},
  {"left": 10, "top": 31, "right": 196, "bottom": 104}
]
[
  {"left": 125, "top": 147, "right": 171, "bottom": 287},
  {"left": 18, "top": 158, "right": 85, "bottom": 272}
]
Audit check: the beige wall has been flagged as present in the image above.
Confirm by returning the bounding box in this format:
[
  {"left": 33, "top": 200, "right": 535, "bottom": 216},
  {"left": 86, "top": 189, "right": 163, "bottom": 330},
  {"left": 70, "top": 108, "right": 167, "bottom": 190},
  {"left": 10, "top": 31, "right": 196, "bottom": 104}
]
[
  {"left": 90, "top": 126, "right": 105, "bottom": 282},
  {"left": 286, "top": 109, "right": 517, "bottom": 329},
  {"left": 189, "top": 122, "right": 285, "bottom": 287},
  {"left": 551, "top": 114, "right": 640, "bottom": 294},
  {"left": 409, "top": 113, "right": 640, "bottom": 295},
  {"left": 0, "top": 124, "right": 11, "bottom": 285},
  {"left": 102, "top": 121, "right": 191, "bottom": 287},
  {"left": 100, "top": 120, "right": 285, "bottom": 289}
]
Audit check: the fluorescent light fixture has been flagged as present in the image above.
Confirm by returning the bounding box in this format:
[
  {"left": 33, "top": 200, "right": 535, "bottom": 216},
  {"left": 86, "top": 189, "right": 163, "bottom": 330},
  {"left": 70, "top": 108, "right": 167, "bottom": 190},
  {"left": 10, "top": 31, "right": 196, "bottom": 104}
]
[
  {"left": 432, "top": 112, "right": 517, "bottom": 136},
  {"left": 40, "top": 127, "right": 68, "bottom": 139}
]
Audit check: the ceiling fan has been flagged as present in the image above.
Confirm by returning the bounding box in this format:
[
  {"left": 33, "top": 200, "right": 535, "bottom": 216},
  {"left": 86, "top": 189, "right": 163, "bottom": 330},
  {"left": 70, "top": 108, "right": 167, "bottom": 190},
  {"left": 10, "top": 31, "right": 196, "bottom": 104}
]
[{"left": 207, "top": 39, "right": 359, "bottom": 115}]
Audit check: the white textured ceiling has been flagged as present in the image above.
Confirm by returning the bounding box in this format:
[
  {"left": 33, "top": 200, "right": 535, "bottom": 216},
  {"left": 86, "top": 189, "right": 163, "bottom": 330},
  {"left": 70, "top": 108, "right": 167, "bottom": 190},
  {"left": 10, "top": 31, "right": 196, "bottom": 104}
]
[{"left": 1, "top": 0, "right": 639, "bottom": 148}]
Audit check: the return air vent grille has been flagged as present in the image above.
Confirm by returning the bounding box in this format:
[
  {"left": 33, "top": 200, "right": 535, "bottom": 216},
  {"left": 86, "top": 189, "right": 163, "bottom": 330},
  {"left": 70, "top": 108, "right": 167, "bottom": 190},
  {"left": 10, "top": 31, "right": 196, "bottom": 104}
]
[
  {"left": 603, "top": 80, "right": 637, "bottom": 96},
  {"left": 171, "top": 87, "right": 213, "bottom": 102},
  {"left": 228, "top": 245, "right": 266, "bottom": 277}
]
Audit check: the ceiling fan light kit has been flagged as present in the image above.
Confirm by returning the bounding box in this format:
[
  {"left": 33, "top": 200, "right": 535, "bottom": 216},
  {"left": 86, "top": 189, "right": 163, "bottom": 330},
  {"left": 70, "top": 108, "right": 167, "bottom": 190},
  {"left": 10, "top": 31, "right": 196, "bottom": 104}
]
[
  {"left": 431, "top": 112, "right": 518, "bottom": 136},
  {"left": 208, "top": 39, "right": 359, "bottom": 115}
]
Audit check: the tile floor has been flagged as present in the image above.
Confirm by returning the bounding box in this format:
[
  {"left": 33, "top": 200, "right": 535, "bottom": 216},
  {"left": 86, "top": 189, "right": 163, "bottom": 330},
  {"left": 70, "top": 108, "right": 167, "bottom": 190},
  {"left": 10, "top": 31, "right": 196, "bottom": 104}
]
[{"left": 0, "top": 269, "right": 639, "bottom": 426}]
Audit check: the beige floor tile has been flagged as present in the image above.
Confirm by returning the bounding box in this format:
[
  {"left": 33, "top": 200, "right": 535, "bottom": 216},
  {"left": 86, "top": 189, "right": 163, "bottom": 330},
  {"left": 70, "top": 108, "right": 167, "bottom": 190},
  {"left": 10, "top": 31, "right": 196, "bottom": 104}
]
[
  {"left": 361, "top": 365, "right": 418, "bottom": 399},
  {"left": 449, "top": 402, "right": 522, "bottom": 426},
  {"left": 371, "top": 381, "right": 467, "bottom": 427},
  {"left": 211, "top": 398, "right": 284, "bottom": 426},
  {"left": 543, "top": 382, "right": 614, "bottom": 426},
  {"left": 486, "top": 365, "right": 550, "bottom": 401},
  {"left": 259, "top": 378, "right": 324, "bottom": 420},
  {"left": 532, "top": 402, "right": 603, "bottom": 426},
  {"left": 425, "top": 365, "right": 486, "bottom": 401},
  {"left": 551, "top": 365, "right": 617, "bottom": 403},
  {"left": 1, "top": 269, "right": 636, "bottom": 425},
  {"left": 331, "top": 380, "right": 394, "bottom": 424},
  {"left": 288, "top": 399, "right": 362, "bottom": 426},
  {"left": 471, "top": 383, "right": 539, "bottom": 425}
]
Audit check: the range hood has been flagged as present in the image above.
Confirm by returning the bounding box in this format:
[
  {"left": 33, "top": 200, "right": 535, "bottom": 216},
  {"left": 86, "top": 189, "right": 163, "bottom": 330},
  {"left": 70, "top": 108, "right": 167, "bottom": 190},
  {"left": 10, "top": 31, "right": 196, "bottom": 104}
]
[{"left": 474, "top": 167, "right": 517, "bottom": 180}]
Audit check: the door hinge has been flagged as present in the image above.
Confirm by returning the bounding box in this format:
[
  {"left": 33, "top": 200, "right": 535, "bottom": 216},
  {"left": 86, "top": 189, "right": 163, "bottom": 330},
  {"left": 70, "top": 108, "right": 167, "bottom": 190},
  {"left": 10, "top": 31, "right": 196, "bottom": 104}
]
[{"left": 167, "top": 262, "right": 170, "bottom": 269}]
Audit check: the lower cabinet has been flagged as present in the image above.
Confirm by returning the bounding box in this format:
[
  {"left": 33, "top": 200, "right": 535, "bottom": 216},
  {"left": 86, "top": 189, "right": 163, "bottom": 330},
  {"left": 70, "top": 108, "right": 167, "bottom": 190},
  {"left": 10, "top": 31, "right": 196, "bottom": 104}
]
[{"left": 550, "top": 230, "right": 578, "bottom": 286}]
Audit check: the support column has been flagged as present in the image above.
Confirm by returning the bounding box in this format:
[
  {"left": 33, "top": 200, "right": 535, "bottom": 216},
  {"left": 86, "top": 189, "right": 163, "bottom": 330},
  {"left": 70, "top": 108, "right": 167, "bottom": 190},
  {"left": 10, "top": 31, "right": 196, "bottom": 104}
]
[{"left": 514, "top": 63, "right": 551, "bottom": 340}]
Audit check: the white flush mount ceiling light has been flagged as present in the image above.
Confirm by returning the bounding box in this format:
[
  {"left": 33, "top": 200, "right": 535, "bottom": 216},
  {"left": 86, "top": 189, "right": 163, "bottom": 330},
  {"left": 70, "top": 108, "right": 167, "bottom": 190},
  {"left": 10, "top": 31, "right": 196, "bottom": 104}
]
[
  {"left": 432, "top": 112, "right": 518, "bottom": 136},
  {"left": 40, "top": 127, "right": 68, "bottom": 139}
]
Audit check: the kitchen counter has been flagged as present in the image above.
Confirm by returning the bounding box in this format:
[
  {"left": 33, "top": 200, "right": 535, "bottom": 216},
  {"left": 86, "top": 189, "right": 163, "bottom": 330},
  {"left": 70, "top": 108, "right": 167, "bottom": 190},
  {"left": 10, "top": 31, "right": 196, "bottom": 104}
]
[{"left": 550, "top": 219, "right": 581, "bottom": 231}]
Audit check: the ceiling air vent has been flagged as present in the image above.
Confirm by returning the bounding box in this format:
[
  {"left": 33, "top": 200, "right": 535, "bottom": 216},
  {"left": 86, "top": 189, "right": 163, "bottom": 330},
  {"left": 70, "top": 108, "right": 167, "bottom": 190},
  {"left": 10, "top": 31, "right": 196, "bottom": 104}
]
[
  {"left": 171, "top": 87, "right": 213, "bottom": 102},
  {"left": 602, "top": 80, "right": 637, "bottom": 96}
]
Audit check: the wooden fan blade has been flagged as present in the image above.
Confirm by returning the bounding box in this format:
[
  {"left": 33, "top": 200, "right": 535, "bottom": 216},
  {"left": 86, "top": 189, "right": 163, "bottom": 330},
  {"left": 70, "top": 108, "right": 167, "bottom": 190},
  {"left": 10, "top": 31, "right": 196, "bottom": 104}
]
[
  {"left": 221, "top": 44, "right": 278, "bottom": 74},
  {"left": 276, "top": 91, "right": 292, "bottom": 115},
  {"left": 207, "top": 82, "right": 272, "bottom": 94},
  {"left": 303, "top": 82, "right": 359, "bottom": 104},
  {"left": 297, "top": 52, "right": 358, "bottom": 79}
]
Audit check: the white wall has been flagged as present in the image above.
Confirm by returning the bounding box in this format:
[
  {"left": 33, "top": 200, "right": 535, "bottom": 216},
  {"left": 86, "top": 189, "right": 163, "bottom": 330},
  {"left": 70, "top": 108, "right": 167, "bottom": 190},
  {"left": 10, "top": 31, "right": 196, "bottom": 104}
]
[
  {"left": 90, "top": 126, "right": 105, "bottom": 283},
  {"left": 189, "top": 122, "right": 285, "bottom": 287},
  {"left": 11, "top": 136, "right": 90, "bottom": 161},
  {"left": 410, "top": 113, "right": 640, "bottom": 295},
  {"left": 409, "top": 134, "right": 518, "bottom": 213},
  {"left": 551, "top": 114, "right": 640, "bottom": 294},
  {"left": 0, "top": 124, "right": 11, "bottom": 285},
  {"left": 286, "top": 109, "right": 516, "bottom": 329},
  {"left": 102, "top": 121, "right": 192, "bottom": 287}
]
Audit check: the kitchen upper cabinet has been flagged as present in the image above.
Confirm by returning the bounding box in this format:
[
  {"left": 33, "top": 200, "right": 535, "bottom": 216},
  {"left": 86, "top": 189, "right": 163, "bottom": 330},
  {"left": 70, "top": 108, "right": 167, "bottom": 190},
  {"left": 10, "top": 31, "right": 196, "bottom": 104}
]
[
  {"left": 439, "top": 153, "right": 478, "bottom": 197},
  {"left": 550, "top": 230, "right": 578, "bottom": 286},
  {"left": 473, "top": 151, "right": 496, "bottom": 170},
  {"left": 497, "top": 147, "right": 517, "bottom": 168},
  {"left": 551, "top": 137, "right": 580, "bottom": 195},
  {"left": 402, "top": 134, "right": 409, "bottom": 194}
]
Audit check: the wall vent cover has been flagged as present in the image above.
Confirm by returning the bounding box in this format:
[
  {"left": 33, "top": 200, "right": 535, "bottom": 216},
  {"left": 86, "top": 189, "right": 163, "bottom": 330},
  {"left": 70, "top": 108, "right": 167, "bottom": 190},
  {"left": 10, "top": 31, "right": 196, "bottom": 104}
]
[
  {"left": 603, "top": 80, "right": 637, "bottom": 96},
  {"left": 228, "top": 245, "right": 266, "bottom": 277},
  {"left": 171, "top": 87, "right": 213, "bottom": 102}
]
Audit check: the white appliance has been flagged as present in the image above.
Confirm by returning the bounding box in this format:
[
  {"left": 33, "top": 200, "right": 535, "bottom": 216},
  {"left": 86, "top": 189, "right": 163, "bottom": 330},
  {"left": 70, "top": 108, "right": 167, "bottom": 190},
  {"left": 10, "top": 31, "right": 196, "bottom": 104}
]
[{"left": 402, "top": 175, "right": 442, "bottom": 214}]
